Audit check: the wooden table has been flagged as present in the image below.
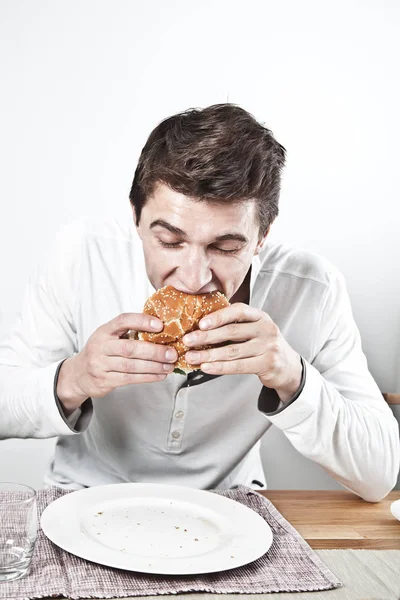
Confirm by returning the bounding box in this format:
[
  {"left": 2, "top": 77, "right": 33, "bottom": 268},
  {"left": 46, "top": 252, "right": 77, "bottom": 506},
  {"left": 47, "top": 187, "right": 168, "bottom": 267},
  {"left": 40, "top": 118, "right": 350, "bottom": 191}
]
[{"left": 261, "top": 489, "right": 400, "bottom": 549}]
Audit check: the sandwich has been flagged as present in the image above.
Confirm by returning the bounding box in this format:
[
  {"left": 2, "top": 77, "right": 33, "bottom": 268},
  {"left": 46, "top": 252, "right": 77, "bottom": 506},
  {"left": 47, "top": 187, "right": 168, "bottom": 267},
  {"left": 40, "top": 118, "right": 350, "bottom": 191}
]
[{"left": 128, "top": 285, "right": 230, "bottom": 374}]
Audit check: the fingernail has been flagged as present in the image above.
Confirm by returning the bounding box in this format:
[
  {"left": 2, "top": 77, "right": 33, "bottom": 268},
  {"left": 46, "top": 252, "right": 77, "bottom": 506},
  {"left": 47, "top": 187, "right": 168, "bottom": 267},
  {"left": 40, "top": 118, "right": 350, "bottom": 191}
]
[
  {"left": 200, "top": 318, "right": 211, "bottom": 330},
  {"left": 163, "top": 363, "right": 174, "bottom": 371},
  {"left": 201, "top": 363, "right": 212, "bottom": 372},
  {"left": 183, "top": 334, "right": 195, "bottom": 345},
  {"left": 151, "top": 319, "right": 162, "bottom": 330},
  {"left": 165, "top": 349, "right": 176, "bottom": 361}
]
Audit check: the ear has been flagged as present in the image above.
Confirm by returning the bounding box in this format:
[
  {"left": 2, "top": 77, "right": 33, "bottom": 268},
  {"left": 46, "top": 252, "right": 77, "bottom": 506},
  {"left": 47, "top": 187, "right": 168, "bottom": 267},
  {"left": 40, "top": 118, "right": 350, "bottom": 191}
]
[{"left": 254, "top": 225, "right": 270, "bottom": 256}]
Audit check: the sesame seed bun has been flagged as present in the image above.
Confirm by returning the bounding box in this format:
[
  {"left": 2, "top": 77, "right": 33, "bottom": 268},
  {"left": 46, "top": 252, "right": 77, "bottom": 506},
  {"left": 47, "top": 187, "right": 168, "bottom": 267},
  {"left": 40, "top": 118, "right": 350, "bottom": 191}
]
[{"left": 128, "top": 285, "right": 230, "bottom": 374}]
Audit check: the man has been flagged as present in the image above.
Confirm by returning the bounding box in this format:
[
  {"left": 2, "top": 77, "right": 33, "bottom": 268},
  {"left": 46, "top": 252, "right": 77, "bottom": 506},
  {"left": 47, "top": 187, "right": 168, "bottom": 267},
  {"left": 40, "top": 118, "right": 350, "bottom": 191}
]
[{"left": 0, "top": 104, "right": 398, "bottom": 501}]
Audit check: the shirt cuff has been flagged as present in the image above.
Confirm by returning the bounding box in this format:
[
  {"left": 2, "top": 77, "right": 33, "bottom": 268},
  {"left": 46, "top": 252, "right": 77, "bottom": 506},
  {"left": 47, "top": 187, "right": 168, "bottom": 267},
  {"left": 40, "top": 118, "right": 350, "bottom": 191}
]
[
  {"left": 265, "top": 358, "right": 328, "bottom": 430},
  {"left": 53, "top": 359, "right": 93, "bottom": 432},
  {"left": 258, "top": 356, "right": 306, "bottom": 416}
]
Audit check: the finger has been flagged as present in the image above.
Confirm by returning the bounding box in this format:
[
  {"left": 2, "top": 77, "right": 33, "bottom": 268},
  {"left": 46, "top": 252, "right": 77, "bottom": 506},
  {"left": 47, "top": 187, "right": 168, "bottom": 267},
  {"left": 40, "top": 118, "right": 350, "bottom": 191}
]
[
  {"left": 198, "top": 303, "right": 268, "bottom": 331},
  {"left": 103, "top": 339, "right": 177, "bottom": 363},
  {"left": 185, "top": 339, "right": 260, "bottom": 365},
  {"left": 104, "top": 313, "right": 164, "bottom": 337},
  {"left": 183, "top": 320, "right": 259, "bottom": 348},
  {"left": 105, "top": 356, "right": 175, "bottom": 374},
  {"left": 200, "top": 357, "right": 260, "bottom": 375},
  {"left": 106, "top": 372, "right": 168, "bottom": 388}
]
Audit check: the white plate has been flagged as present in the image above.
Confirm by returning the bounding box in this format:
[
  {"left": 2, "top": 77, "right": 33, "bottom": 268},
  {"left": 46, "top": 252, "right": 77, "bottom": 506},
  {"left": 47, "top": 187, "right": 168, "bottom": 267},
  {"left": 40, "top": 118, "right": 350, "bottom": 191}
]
[
  {"left": 41, "top": 482, "right": 273, "bottom": 575},
  {"left": 390, "top": 499, "right": 400, "bottom": 521}
]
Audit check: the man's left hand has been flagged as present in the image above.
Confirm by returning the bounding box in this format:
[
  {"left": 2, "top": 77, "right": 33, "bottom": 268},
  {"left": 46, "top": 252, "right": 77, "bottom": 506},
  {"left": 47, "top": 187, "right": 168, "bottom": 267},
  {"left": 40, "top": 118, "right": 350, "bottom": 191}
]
[{"left": 182, "top": 303, "right": 302, "bottom": 403}]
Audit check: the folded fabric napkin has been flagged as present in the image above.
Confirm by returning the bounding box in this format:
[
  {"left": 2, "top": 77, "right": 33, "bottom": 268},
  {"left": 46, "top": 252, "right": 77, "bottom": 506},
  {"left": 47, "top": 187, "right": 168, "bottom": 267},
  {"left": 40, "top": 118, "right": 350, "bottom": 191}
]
[{"left": 0, "top": 486, "right": 342, "bottom": 599}]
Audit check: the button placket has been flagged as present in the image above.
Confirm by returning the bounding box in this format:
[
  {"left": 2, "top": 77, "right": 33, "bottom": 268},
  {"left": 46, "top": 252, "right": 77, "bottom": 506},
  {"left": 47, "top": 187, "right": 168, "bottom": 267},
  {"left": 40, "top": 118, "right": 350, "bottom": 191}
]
[{"left": 166, "top": 387, "right": 188, "bottom": 452}]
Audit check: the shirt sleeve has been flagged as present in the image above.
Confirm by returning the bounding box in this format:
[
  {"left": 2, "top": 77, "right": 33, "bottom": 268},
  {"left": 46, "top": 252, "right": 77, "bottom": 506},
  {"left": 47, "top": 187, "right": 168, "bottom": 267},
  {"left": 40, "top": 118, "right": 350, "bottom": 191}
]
[
  {"left": 0, "top": 219, "right": 93, "bottom": 439},
  {"left": 264, "top": 269, "right": 400, "bottom": 502}
]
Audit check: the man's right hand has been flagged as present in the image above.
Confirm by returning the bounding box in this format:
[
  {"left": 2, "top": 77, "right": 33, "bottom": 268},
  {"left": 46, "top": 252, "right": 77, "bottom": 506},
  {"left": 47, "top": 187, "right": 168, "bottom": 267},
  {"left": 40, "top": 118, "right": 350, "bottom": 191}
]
[{"left": 56, "top": 313, "right": 177, "bottom": 413}]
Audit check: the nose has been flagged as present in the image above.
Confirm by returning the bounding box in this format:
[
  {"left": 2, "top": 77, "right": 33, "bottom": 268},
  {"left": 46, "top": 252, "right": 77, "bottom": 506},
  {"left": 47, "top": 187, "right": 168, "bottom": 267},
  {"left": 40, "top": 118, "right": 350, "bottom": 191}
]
[{"left": 177, "top": 247, "right": 213, "bottom": 293}]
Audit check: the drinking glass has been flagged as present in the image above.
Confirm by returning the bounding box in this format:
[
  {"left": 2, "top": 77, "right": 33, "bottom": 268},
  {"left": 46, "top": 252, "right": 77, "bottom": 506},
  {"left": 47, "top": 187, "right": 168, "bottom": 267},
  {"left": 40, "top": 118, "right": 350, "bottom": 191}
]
[{"left": 0, "top": 482, "right": 37, "bottom": 582}]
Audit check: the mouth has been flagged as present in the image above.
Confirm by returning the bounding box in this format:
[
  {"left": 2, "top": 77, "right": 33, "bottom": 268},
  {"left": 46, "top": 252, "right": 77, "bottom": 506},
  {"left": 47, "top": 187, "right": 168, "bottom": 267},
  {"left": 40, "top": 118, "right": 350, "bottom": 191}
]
[
  {"left": 164, "top": 280, "right": 223, "bottom": 295},
  {"left": 169, "top": 286, "right": 221, "bottom": 295}
]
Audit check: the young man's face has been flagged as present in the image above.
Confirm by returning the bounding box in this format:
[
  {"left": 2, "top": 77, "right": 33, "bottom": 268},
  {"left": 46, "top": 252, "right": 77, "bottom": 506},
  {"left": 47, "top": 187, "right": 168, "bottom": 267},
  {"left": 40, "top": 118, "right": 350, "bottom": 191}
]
[{"left": 135, "top": 183, "right": 264, "bottom": 299}]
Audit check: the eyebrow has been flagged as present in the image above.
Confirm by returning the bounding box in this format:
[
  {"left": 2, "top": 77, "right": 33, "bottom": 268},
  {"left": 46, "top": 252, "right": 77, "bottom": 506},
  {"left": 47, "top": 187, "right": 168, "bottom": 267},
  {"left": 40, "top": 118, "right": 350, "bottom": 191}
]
[
  {"left": 149, "top": 219, "right": 249, "bottom": 243},
  {"left": 150, "top": 219, "right": 186, "bottom": 237}
]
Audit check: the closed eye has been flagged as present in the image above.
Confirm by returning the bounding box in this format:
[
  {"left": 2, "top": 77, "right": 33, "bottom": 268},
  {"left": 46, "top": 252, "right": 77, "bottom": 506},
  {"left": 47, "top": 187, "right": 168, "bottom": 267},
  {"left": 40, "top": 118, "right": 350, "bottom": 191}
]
[
  {"left": 212, "top": 246, "right": 241, "bottom": 255},
  {"left": 158, "top": 240, "right": 182, "bottom": 249},
  {"left": 158, "top": 240, "right": 241, "bottom": 255}
]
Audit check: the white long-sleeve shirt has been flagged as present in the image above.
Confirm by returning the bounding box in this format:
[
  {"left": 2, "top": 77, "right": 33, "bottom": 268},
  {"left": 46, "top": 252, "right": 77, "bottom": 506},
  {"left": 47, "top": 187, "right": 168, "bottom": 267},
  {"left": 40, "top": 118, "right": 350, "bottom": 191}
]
[{"left": 0, "top": 217, "right": 398, "bottom": 501}]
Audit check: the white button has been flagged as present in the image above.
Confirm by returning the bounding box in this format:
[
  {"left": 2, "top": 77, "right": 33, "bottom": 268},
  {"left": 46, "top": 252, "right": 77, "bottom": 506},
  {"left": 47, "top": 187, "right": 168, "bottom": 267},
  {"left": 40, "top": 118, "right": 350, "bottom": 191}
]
[
  {"left": 171, "top": 431, "right": 181, "bottom": 439},
  {"left": 175, "top": 411, "right": 184, "bottom": 419}
]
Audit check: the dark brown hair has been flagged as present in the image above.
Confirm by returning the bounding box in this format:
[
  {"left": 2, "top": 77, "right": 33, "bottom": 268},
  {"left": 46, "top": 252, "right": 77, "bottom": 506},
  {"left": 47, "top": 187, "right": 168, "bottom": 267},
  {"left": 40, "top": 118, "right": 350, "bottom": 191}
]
[{"left": 129, "top": 103, "right": 286, "bottom": 236}]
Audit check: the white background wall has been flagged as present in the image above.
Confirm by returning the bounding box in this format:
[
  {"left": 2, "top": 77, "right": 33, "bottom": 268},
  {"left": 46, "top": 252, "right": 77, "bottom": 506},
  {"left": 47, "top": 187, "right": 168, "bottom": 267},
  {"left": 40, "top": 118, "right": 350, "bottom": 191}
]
[{"left": 0, "top": 0, "right": 399, "bottom": 490}]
